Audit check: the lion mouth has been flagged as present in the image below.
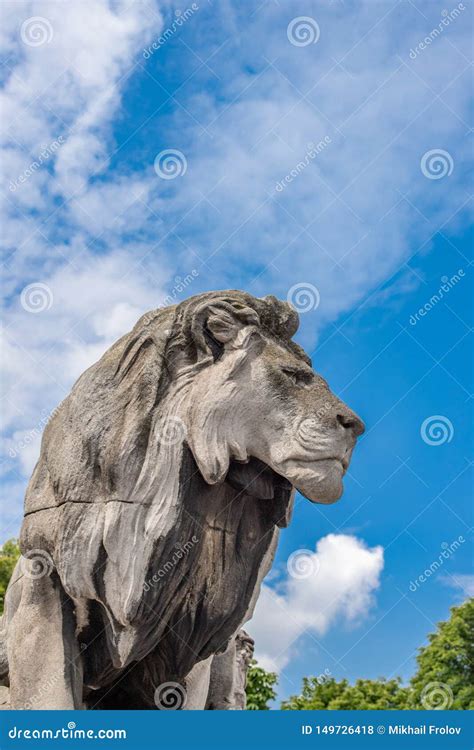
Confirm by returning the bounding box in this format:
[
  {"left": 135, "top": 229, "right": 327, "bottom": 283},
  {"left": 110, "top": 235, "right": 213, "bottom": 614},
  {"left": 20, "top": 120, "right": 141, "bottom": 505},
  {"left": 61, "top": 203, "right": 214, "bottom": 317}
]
[
  {"left": 330, "top": 456, "right": 349, "bottom": 473},
  {"left": 282, "top": 455, "right": 349, "bottom": 474},
  {"left": 224, "top": 452, "right": 351, "bottom": 514},
  {"left": 226, "top": 457, "right": 290, "bottom": 500},
  {"left": 225, "top": 457, "right": 294, "bottom": 528}
]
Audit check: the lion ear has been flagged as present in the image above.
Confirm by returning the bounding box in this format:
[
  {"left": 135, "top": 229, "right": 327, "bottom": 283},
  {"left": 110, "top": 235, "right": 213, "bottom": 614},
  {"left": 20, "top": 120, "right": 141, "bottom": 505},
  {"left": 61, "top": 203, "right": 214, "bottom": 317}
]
[
  {"left": 206, "top": 307, "right": 241, "bottom": 343},
  {"left": 189, "top": 300, "right": 260, "bottom": 357}
]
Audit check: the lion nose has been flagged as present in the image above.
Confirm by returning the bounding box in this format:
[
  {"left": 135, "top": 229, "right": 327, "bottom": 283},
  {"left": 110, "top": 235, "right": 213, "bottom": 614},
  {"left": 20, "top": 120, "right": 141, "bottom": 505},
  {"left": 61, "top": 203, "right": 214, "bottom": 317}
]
[{"left": 336, "top": 411, "right": 365, "bottom": 437}]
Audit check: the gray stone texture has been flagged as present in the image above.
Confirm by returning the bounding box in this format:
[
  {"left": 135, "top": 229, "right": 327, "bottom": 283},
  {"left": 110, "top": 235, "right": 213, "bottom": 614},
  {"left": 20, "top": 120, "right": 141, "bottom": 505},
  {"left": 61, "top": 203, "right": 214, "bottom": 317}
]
[{"left": 0, "top": 291, "right": 363, "bottom": 709}]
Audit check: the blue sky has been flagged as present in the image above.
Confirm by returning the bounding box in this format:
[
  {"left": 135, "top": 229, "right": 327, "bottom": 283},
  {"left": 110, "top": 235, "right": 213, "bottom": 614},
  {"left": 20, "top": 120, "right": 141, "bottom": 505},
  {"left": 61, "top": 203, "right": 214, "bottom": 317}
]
[{"left": 1, "top": 0, "right": 472, "bottom": 704}]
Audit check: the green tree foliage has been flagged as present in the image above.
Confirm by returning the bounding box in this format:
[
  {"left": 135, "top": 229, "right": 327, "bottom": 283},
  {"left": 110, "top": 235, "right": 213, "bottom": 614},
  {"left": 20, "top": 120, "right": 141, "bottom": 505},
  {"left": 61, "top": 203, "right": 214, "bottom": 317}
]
[
  {"left": 409, "top": 598, "right": 474, "bottom": 710},
  {"left": 281, "top": 676, "right": 346, "bottom": 710},
  {"left": 245, "top": 659, "right": 278, "bottom": 710},
  {"left": 0, "top": 539, "right": 20, "bottom": 614},
  {"left": 280, "top": 599, "right": 473, "bottom": 710},
  {"left": 281, "top": 676, "right": 410, "bottom": 710}
]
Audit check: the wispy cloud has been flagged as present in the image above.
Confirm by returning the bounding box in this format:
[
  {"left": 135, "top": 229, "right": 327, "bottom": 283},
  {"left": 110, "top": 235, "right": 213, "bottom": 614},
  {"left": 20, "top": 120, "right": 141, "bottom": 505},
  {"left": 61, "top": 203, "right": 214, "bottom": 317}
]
[
  {"left": 440, "top": 573, "right": 474, "bottom": 598},
  {"left": 146, "top": 0, "right": 471, "bottom": 332},
  {"left": 247, "top": 534, "right": 384, "bottom": 672}
]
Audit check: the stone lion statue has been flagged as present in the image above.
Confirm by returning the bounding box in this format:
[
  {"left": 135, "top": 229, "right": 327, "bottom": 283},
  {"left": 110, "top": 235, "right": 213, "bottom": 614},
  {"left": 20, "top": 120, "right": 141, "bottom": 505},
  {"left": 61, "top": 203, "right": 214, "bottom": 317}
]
[{"left": 0, "top": 290, "right": 364, "bottom": 709}]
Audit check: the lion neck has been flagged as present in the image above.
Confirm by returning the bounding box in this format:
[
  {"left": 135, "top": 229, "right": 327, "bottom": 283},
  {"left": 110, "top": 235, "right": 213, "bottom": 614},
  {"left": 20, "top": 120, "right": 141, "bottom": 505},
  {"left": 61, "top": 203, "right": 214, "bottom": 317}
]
[{"left": 84, "top": 367, "right": 293, "bottom": 685}]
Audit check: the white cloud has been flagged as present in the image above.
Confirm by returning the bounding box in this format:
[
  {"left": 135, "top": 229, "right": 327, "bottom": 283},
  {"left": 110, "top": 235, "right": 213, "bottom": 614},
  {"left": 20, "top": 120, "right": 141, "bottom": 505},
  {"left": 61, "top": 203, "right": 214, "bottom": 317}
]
[
  {"left": 247, "top": 534, "right": 384, "bottom": 672},
  {"left": 148, "top": 1, "right": 471, "bottom": 340},
  {"left": 1, "top": 1, "right": 168, "bottom": 492},
  {"left": 1, "top": 250, "right": 170, "bottom": 462},
  {"left": 441, "top": 574, "right": 474, "bottom": 598},
  {"left": 1, "top": 0, "right": 163, "bottom": 264}
]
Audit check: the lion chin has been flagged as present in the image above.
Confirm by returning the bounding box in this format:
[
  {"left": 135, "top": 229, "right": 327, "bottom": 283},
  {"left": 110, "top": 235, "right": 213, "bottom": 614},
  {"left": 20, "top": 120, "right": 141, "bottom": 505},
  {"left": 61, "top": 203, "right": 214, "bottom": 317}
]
[{"left": 281, "top": 458, "right": 347, "bottom": 504}]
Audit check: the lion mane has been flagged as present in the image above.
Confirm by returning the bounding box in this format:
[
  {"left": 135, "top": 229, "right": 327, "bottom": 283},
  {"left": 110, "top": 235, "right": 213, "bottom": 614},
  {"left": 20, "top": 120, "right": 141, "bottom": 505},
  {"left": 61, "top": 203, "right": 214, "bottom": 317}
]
[{"left": 20, "top": 291, "right": 307, "bottom": 691}]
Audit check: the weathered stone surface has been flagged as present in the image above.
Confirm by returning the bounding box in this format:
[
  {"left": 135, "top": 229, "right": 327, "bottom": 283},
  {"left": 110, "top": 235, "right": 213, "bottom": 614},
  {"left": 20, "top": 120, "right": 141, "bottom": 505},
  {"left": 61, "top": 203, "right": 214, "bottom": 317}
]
[
  {"left": 0, "top": 686, "right": 10, "bottom": 710},
  {"left": 0, "top": 290, "right": 364, "bottom": 709},
  {"left": 206, "top": 630, "right": 255, "bottom": 710}
]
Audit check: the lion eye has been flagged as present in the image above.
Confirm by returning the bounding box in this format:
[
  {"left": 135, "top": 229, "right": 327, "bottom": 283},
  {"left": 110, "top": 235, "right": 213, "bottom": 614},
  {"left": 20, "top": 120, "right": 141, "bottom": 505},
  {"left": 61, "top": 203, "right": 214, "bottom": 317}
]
[{"left": 281, "top": 367, "right": 313, "bottom": 386}]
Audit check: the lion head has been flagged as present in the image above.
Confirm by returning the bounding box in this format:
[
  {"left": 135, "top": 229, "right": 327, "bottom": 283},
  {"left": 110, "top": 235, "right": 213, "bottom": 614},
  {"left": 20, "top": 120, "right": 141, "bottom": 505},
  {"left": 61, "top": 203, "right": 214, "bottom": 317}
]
[{"left": 171, "top": 292, "right": 364, "bottom": 504}]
